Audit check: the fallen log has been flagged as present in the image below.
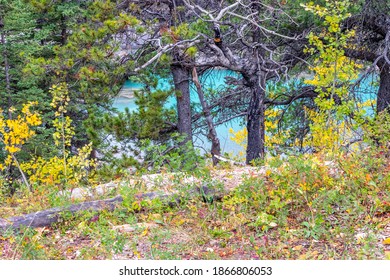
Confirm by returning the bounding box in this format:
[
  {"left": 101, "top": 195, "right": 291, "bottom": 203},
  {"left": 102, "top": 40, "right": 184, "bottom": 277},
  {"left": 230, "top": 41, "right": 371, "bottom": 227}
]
[
  {"left": 0, "top": 196, "right": 123, "bottom": 232},
  {"left": 0, "top": 186, "right": 225, "bottom": 232}
]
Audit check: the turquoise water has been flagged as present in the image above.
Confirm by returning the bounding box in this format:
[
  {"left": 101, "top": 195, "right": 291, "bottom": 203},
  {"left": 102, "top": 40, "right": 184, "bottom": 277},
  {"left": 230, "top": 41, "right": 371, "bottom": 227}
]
[
  {"left": 114, "top": 70, "right": 239, "bottom": 111},
  {"left": 113, "top": 70, "right": 244, "bottom": 155},
  {"left": 113, "top": 71, "right": 378, "bottom": 156}
]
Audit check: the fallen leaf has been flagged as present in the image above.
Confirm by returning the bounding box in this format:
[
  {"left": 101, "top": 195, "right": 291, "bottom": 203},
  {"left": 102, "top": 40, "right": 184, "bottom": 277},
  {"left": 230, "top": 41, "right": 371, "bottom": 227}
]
[
  {"left": 382, "top": 237, "right": 390, "bottom": 245},
  {"left": 292, "top": 245, "right": 303, "bottom": 251}
]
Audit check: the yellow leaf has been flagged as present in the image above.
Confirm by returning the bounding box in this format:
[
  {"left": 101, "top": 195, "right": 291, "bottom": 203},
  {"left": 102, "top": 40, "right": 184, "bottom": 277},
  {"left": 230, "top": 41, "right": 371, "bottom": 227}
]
[
  {"left": 298, "top": 254, "right": 307, "bottom": 260},
  {"left": 382, "top": 237, "right": 390, "bottom": 245},
  {"left": 293, "top": 245, "right": 303, "bottom": 251},
  {"left": 141, "top": 228, "right": 149, "bottom": 237}
]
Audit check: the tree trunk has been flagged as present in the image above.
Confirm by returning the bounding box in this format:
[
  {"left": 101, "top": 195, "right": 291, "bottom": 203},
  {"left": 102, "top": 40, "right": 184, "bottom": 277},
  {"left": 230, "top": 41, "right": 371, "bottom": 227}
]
[
  {"left": 246, "top": 74, "right": 266, "bottom": 164},
  {"left": 0, "top": 25, "right": 12, "bottom": 119},
  {"left": 171, "top": 64, "right": 193, "bottom": 143},
  {"left": 192, "top": 67, "right": 221, "bottom": 165},
  {"left": 169, "top": 0, "right": 193, "bottom": 144},
  {"left": 377, "top": 64, "right": 390, "bottom": 113},
  {"left": 246, "top": 2, "right": 266, "bottom": 165}
]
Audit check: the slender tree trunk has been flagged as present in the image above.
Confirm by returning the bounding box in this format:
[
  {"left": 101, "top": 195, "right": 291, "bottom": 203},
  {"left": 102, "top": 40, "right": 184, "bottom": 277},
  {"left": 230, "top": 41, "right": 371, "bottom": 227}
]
[
  {"left": 60, "top": 18, "right": 67, "bottom": 45},
  {"left": 11, "top": 154, "right": 32, "bottom": 192},
  {"left": 377, "top": 64, "right": 390, "bottom": 113},
  {"left": 1, "top": 25, "right": 12, "bottom": 119},
  {"left": 192, "top": 67, "right": 221, "bottom": 165},
  {"left": 246, "top": 74, "right": 266, "bottom": 164},
  {"left": 169, "top": 0, "right": 193, "bottom": 144},
  {"left": 171, "top": 64, "right": 193, "bottom": 143},
  {"left": 59, "top": 0, "right": 68, "bottom": 45}
]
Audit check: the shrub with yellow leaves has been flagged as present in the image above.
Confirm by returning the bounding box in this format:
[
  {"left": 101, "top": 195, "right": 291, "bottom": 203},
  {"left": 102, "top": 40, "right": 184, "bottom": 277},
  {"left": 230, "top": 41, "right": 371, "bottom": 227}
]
[
  {"left": 0, "top": 83, "right": 96, "bottom": 194},
  {"left": 21, "top": 142, "right": 95, "bottom": 188},
  {"left": 0, "top": 102, "right": 42, "bottom": 191},
  {"left": 21, "top": 83, "right": 96, "bottom": 189}
]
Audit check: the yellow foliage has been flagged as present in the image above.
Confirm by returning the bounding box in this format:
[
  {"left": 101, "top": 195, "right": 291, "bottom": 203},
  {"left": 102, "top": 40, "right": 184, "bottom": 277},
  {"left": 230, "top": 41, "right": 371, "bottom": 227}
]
[
  {"left": 50, "top": 83, "right": 70, "bottom": 114},
  {"left": 21, "top": 143, "right": 95, "bottom": 186},
  {"left": 1, "top": 84, "right": 95, "bottom": 189},
  {"left": 20, "top": 83, "right": 96, "bottom": 187},
  {"left": 383, "top": 238, "right": 390, "bottom": 245},
  {"left": 0, "top": 102, "right": 42, "bottom": 171},
  {"left": 229, "top": 108, "right": 292, "bottom": 158},
  {"left": 301, "top": 0, "right": 366, "bottom": 156}
]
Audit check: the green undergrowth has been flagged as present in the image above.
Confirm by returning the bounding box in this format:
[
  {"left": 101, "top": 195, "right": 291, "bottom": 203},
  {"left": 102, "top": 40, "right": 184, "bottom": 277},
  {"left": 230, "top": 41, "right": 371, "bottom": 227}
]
[{"left": 1, "top": 146, "right": 390, "bottom": 260}]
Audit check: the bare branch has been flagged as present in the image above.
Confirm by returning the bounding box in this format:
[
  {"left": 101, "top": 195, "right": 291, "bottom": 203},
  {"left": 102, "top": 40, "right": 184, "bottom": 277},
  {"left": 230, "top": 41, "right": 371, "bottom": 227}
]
[
  {"left": 227, "top": 11, "right": 298, "bottom": 41},
  {"left": 134, "top": 37, "right": 200, "bottom": 72}
]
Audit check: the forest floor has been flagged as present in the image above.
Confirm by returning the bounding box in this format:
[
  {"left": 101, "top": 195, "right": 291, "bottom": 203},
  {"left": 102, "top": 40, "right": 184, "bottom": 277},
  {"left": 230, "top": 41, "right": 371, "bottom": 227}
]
[{"left": 1, "top": 155, "right": 390, "bottom": 260}]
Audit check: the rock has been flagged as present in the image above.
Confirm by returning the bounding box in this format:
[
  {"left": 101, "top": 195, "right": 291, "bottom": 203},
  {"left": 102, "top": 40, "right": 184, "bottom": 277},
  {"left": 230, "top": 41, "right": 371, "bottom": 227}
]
[
  {"left": 112, "top": 223, "right": 158, "bottom": 233},
  {"left": 269, "top": 222, "right": 278, "bottom": 228},
  {"left": 58, "top": 182, "right": 119, "bottom": 200}
]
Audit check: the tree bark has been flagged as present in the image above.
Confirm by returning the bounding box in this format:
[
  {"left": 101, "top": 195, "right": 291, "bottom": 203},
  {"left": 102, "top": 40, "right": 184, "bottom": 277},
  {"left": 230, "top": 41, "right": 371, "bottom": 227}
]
[
  {"left": 192, "top": 67, "right": 221, "bottom": 165},
  {"left": 246, "top": 74, "right": 266, "bottom": 164},
  {"left": 245, "top": 2, "right": 266, "bottom": 164},
  {"left": 377, "top": 64, "right": 390, "bottom": 113},
  {"left": 171, "top": 64, "right": 193, "bottom": 143},
  {"left": 169, "top": 0, "right": 193, "bottom": 144}
]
